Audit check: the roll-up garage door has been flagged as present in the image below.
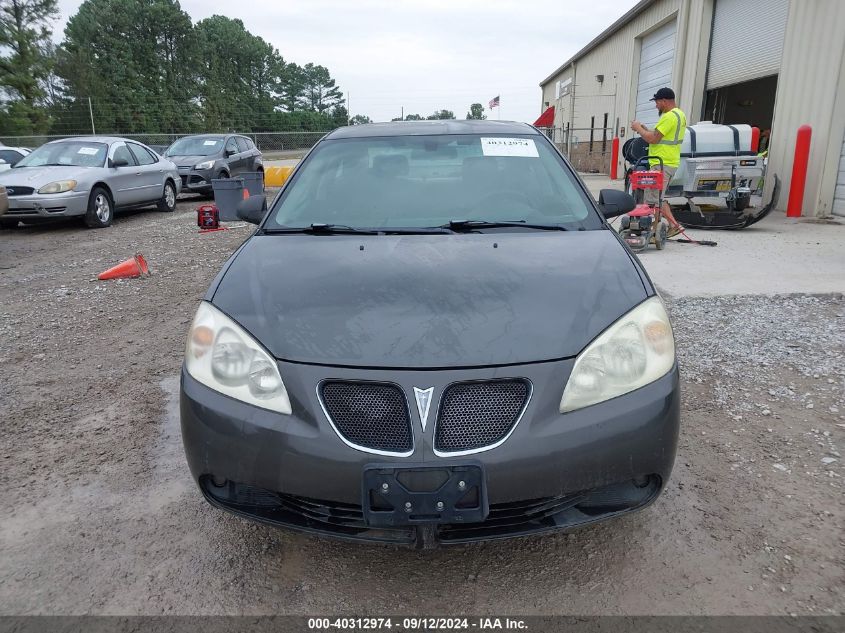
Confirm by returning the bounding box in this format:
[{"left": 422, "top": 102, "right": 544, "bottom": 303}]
[
  {"left": 635, "top": 20, "right": 676, "bottom": 127},
  {"left": 834, "top": 134, "right": 845, "bottom": 217},
  {"left": 706, "top": 0, "right": 789, "bottom": 89}
]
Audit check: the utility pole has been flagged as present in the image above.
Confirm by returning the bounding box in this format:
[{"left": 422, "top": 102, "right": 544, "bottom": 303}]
[
  {"left": 401, "top": 106, "right": 404, "bottom": 120},
  {"left": 611, "top": 72, "right": 618, "bottom": 137},
  {"left": 88, "top": 97, "right": 96, "bottom": 135},
  {"left": 346, "top": 93, "right": 350, "bottom": 125}
]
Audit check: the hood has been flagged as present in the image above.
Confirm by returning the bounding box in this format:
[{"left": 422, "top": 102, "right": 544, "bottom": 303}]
[
  {"left": 169, "top": 155, "right": 214, "bottom": 167},
  {"left": 0, "top": 165, "right": 91, "bottom": 186},
  {"left": 211, "top": 231, "right": 649, "bottom": 368}
]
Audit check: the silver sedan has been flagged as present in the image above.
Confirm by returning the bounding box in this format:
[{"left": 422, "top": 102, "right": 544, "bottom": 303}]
[{"left": 0, "top": 136, "right": 182, "bottom": 229}]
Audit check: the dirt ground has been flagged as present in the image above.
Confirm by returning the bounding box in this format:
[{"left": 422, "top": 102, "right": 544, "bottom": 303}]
[{"left": 0, "top": 197, "right": 842, "bottom": 615}]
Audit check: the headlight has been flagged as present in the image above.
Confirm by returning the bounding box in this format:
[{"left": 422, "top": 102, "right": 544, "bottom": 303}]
[
  {"left": 194, "top": 160, "right": 214, "bottom": 170},
  {"left": 560, "top": 296, "right": 675, "bottom": 413},
  {"left": 185, "top": 302, "right": 292, "bottom": 414},
  {"left": 38, "top": 180, "right": 77, "bottom": 194}
]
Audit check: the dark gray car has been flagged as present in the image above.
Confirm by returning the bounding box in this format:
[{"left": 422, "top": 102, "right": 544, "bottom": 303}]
[
  {"left": 180, "top": 120, "right": 680, "bottom": 548},
  {"left": 165, "top": 134, "right": 263, "bottom": 195}
]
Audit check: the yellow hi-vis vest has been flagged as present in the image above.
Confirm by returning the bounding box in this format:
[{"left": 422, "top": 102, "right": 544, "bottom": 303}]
[{"left": 649, "top": 107, "right": 687, "bottom": 168}]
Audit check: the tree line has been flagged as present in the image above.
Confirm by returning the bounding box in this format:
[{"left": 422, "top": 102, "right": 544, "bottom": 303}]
[
  {"left": 0, "top": 0, "right": 492, "bottom": 137},
  {"left": 0, "top": 0, "right": 350, "bottom": 136}
]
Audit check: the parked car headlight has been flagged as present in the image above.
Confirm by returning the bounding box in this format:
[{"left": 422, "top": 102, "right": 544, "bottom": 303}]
[
  {"left": 38, "top": 180, "right": 77, "bottom": 194},
  {"left": 560, "top": 296, "right": 674, "bottom": 413},
  {"left": 194, "top": 160, "right": 214, "bottom": 170},
  {"left": 185, "top": 301, "right": 292, "bottom": 414}
]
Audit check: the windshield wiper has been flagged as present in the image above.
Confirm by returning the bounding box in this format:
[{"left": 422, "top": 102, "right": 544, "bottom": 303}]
[
  {"left": 261, "top": 223, "right": 454, "bottom": 235},
  {"left": 261, "top": 223, "right": 379, "bottom": 235},
  {"left": 440, "top": 219, "right": 568, "bottom": 232}
]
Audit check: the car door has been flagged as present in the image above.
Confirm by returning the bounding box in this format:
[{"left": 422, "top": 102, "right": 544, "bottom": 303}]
[
  {"left": 128, "top": 143, "right": 165, "bottom": 203},
  {"left": 224, "top": 136, "right": 245, "bottom": 175},
  {"left": 235, "top": 137, "right": 254, "bottom": 171},
  {"left": 107, "top": 142, "right": 142, "bottom": 206}
]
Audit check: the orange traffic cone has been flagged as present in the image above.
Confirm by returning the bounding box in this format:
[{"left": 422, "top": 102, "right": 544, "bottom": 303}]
[
  {"left": 242, "top": 188, "right": 250, "bottom": 200},
  {"left": 98, "top": 253, "right": 150, "bottom": 280}
]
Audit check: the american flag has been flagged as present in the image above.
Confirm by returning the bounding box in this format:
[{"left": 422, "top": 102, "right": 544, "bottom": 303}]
[{"left": 488, "top": 95, "right": 500, "bottom": 109}]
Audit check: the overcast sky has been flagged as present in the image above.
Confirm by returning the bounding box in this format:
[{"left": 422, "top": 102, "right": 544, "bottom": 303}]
[{"left": 55, "top": 0, "right": 639, "bottom": 124}]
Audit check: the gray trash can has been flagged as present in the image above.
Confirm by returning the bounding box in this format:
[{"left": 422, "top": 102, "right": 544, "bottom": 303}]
[
  {"left": 241, "top": 171, "right": 265, "bottom": 197},
  {"left": 211, "top": 177, "right": 245, "bottom": 222}
]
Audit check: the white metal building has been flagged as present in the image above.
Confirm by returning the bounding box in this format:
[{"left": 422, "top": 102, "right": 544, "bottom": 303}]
[{"left": 539, "top": 0, "right": 845, "bottom": 217}]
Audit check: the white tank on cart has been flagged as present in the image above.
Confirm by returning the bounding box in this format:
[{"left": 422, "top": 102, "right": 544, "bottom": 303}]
[{"left": 681, "top": 122, "right": 753, "bottom": 155}]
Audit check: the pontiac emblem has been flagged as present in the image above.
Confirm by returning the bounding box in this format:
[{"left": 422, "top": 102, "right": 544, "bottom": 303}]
[{"left": 413, "top": 387, "right": 434, "bottom": 431}]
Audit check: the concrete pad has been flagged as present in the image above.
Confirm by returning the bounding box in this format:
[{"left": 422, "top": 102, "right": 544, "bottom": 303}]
[
  {"left": 582, "top": 173, "right": 845, "bottom": 297},
  {"left": 580, "top": 173, "right": 625, "bottom": 198},
  {"left": 633, "top": 213, "right": 844, "bottom": 297}
]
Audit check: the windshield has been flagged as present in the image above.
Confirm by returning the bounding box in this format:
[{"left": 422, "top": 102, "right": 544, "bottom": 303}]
[
  {"left": 166, "top": 137, "right": 224, "bottom": 157},
  {"left": 267, "top": 134, "right": 601, "bottom": 231},
  {"left": 15, "top": 141, "right": 107, "bottom": 168}
]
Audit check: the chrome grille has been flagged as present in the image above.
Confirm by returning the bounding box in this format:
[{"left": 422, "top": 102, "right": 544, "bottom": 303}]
[
  {"left": 434, "top": 380, "right": 530, "bottom": 453},
  {"left": 320, "top": 381, "right": 413, "bottom": 454}
]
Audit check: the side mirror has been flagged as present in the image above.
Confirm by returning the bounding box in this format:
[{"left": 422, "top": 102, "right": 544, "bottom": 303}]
[
  {"left": 598, "top": 189, "right": 636, "bottom": 219},
  {"left": 236, "top": 194, "right": 267, "bottom": 224},
  {"left": 225, "top": 149, "right": 236, "bottom": 157},
  {"left": 111, "top": 157, "right": 129, "bottom": 168}
]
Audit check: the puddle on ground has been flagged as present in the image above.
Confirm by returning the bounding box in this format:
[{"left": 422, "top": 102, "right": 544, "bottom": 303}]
[
  {"left": 1, "top": 375, "right": 192, "bottom": 547},
  {"left": 144, "top": 375, "right": 192, "bottom": 512}
]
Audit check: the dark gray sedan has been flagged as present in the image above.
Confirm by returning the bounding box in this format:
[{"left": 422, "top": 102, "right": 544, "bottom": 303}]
[
  {"left": 165, "top": 134, "right": 263, "bottom": 195},
  {"left": 180, "top": 120, "right": 680, "bottom": 547}
]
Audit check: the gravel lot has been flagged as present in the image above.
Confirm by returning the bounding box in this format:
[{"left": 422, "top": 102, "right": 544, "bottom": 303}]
[{"left": 0, "top": 198, "right": 842, "bottom": 615}]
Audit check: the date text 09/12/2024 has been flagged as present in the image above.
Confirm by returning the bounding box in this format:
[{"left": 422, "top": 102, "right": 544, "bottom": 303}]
[{"left": 307, "top": 617, "right": 529, "bottom": 630}]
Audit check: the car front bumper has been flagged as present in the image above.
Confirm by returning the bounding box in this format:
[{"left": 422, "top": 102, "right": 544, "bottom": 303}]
[
  {"left": 180, "top": 359, "right": 681, "bottom": 546},
  {"left": 5, "top": 191, "right": 90, "bottom": 219},
  {"left": 177, "top": 168, "right": 214, "bottom": 192}
]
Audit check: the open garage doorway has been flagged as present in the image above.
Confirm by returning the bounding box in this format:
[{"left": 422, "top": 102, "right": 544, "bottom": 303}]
[{"left": 704, "top": 74, "right": 778, "bottom": 150}]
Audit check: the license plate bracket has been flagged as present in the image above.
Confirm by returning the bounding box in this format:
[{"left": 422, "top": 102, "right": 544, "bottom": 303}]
[{"left": 362, "top": 464, "right": 488, "bottom": 527}]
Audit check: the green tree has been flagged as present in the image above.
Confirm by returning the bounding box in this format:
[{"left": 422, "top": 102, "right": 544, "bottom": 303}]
[
  {"left": 427, "top": 109, "right": 455, "bottom": 120},
  {"left": 466, "top": 103, "right": 486, "bottom": 120},
  {"left": 391, "top": 113, "right": 423, "bottom": 121},
  {"left": 56, "top": 0, "right": 198, "bottom": 134},
  {"left": 329, "top": 104, "right": 349, "bottom": 127},
  {"left": 350, "top": 114, "right": 371, "bottom": 125},
  {"left": 194, "top": 15, "right": 285, "bottom": 132},
  {"left": 278, "top": 62, "right": 306, "bottom": 112},
  {"left": 300, "top": 63, "right": 343, "bottom": 113},
  {"left": 0, "top": 0, "right": 59, "bottom": 134}
]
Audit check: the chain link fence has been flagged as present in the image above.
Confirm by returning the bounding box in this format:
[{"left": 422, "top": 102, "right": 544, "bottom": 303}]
[
  {"left": 3, "top": 127, "right": 615, "bottom": 170},
  {"left": 537, "top": 126, "right": 614, "bottom": 174},
  {"left": 0, "top": 131, "right": 332, "bottom": 156}
]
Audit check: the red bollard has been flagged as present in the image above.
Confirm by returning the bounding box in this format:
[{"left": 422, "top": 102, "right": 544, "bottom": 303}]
[
  {"left": 610, "top": 137, "right": 619, "bottom": 180},
  {"left": 786, "top": 125, "right": 812, "bottom": 218}
]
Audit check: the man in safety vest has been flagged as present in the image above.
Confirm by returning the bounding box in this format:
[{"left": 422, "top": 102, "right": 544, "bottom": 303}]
[{"left": 631, "top": 87, "right": 686, "bottom": 237}]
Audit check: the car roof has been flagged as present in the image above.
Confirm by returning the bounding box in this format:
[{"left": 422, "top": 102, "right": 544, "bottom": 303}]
[
  {"left": 326, "top": 120, "right": 539, "bottom": 140},
  {"left": 47, "top": 136, "right": 140, "bottom": 145},
  {"left": 174, "top": 134, "right": 229, "bottom": 139}
]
